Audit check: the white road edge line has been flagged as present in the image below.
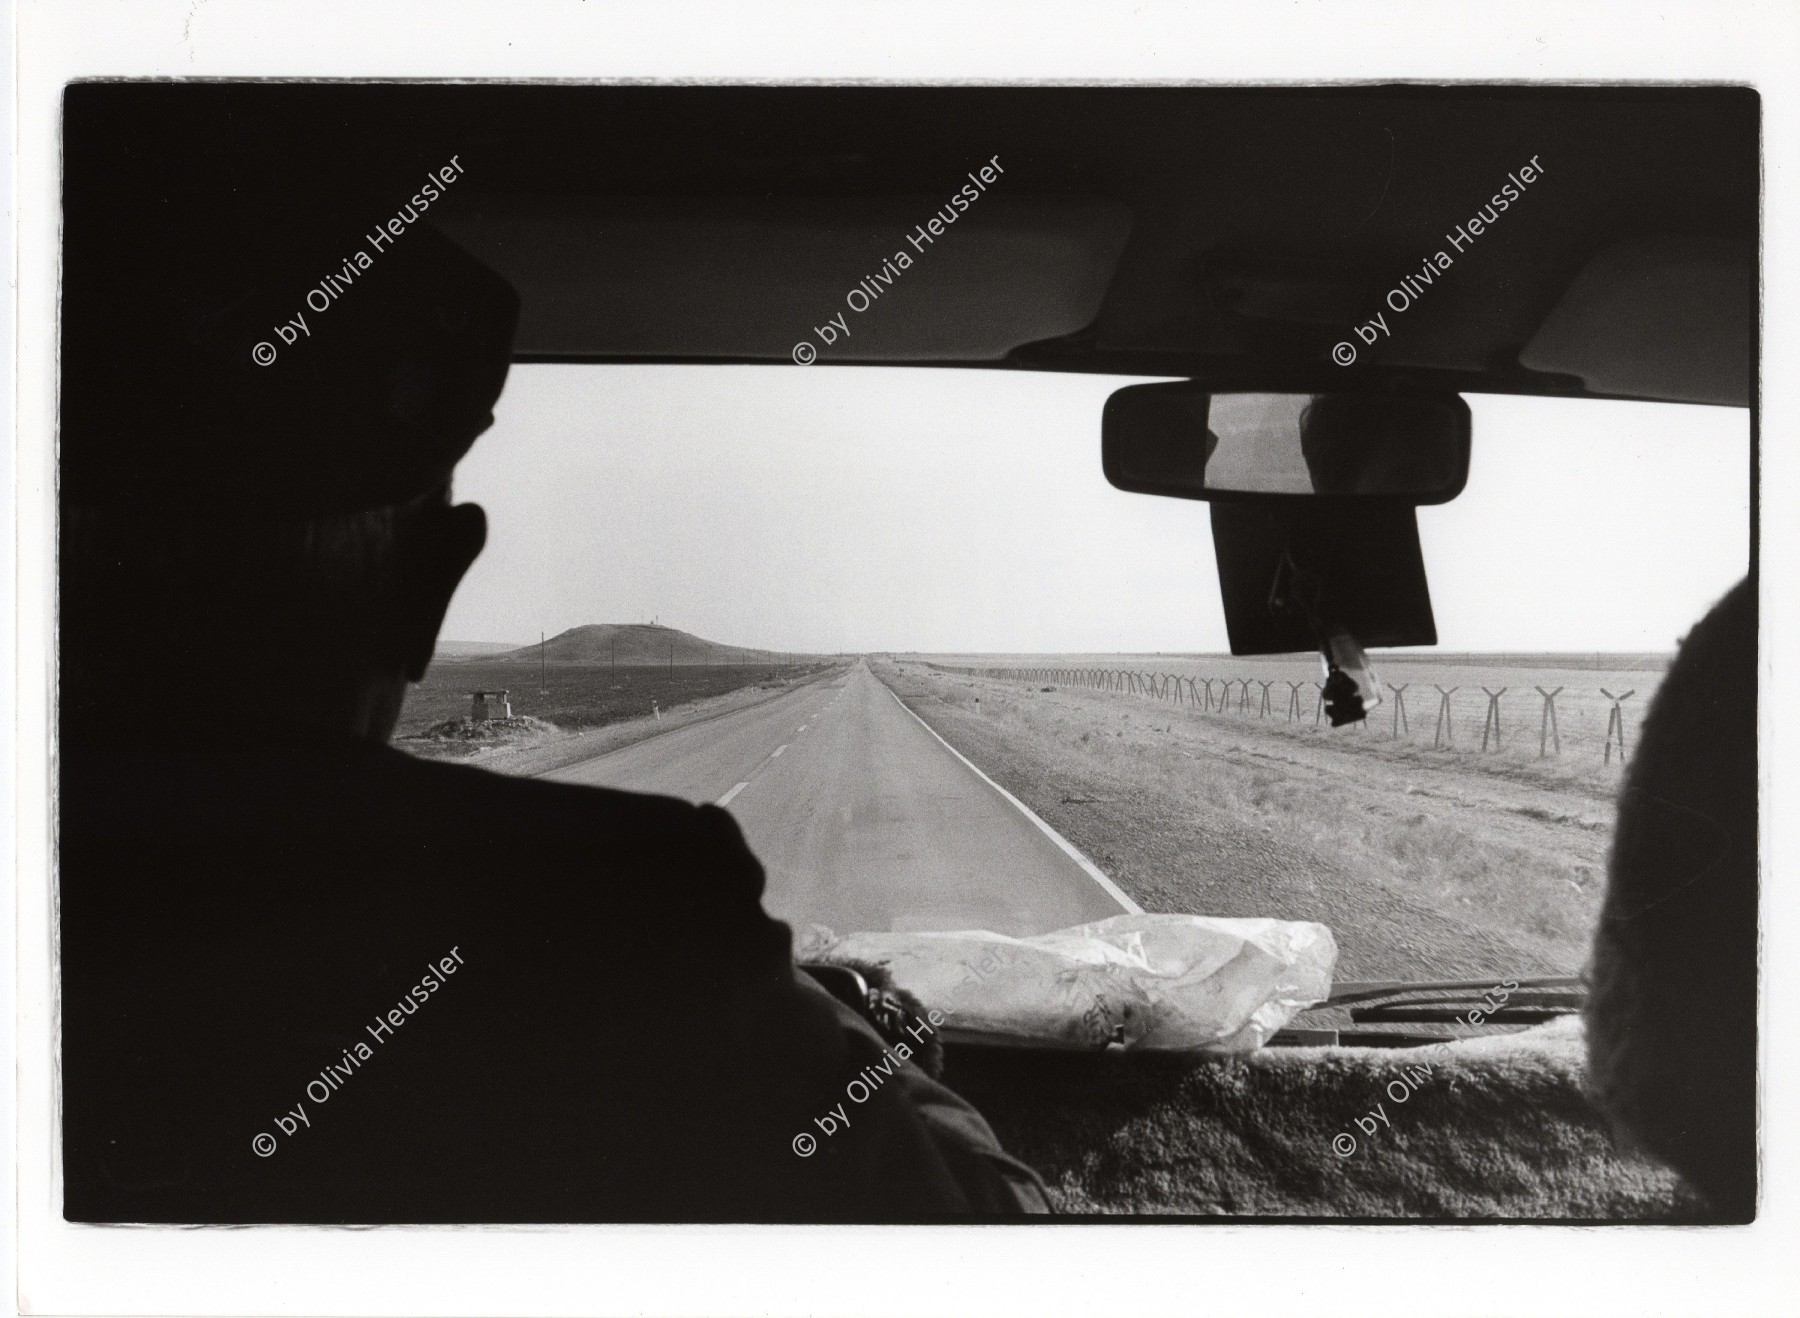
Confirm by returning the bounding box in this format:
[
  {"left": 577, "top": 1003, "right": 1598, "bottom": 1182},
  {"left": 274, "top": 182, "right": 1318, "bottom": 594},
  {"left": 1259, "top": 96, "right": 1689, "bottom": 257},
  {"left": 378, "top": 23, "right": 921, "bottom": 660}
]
[
  {"left": 883, "top": 687, "right": 1143, "bottom": 916},
  {"left": 717, "top": 781, "right": 750, "bottom": 806}
]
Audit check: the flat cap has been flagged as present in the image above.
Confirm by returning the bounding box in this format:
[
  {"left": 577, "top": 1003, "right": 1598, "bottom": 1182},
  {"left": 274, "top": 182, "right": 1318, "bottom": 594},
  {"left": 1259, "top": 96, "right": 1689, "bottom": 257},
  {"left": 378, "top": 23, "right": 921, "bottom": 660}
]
[{"left": 60, "top": 129, "right": 519, "bottom": 517}]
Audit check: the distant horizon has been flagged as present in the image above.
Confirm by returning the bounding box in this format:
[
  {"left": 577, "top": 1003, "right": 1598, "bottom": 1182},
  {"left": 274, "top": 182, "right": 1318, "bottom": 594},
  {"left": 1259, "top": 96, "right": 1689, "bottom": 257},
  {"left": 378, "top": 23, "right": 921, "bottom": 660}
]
[{"left": 436, "top": 626, "right": 1677, "bottom": 662}]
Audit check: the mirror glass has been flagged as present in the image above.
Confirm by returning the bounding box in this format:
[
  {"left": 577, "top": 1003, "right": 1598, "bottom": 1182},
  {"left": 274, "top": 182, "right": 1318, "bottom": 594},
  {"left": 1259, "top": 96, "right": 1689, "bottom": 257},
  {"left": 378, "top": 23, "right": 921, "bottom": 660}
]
[
  {"left": 1102, "top": 386, "right": 1470, "bottom": 503},
  {"left": 1203, "top": 393, "right": 1315, "bottom": 492}
]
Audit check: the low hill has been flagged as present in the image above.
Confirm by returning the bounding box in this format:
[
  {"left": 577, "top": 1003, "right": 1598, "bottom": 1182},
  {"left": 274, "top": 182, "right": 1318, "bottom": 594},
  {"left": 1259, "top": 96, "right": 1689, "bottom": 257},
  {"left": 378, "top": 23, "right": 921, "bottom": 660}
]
[{"left": 492, "top": 623, "right": 804, "bottom": 666}]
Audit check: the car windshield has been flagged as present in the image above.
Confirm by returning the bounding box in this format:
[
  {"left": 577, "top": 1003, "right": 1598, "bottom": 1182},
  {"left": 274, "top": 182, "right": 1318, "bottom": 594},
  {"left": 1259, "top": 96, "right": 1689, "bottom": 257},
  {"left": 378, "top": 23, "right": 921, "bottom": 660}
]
[{"left": 402, "top": 364, "right": 1749, "bottom": 983}]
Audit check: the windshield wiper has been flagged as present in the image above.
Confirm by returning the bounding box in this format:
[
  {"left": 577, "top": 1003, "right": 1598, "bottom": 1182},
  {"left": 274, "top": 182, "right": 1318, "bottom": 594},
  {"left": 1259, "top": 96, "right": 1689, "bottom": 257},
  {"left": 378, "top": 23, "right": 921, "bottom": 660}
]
[{"left": 1273, "top": 976, "right": 1585, "bottom": 1047}]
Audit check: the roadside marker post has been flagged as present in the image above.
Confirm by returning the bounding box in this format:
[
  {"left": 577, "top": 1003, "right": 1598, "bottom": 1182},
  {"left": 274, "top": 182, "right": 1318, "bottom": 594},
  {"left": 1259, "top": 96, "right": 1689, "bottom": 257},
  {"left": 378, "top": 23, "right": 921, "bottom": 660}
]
[
  {"left": 1480, "top": 687, "right": 1507, "bottom": 751},
  {"left": 1433, "top": 686, "right": 1459, "bottom": 747},
  {"left": 1387, "top": 683, "right": 1410, "bottom": 737},
  {"left": 1602, "top": 689, "right": 1637, "bottom": 765},
  {"left": 1536, "top": 686, "right": 1563, "bottom": 757}
]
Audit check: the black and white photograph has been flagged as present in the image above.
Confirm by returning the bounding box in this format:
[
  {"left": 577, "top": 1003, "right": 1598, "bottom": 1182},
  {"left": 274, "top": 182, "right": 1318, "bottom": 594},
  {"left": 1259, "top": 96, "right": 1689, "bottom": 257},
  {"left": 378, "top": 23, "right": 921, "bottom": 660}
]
[{"left": 9, "top": 4, "right": 1799, "bottom": 1316}]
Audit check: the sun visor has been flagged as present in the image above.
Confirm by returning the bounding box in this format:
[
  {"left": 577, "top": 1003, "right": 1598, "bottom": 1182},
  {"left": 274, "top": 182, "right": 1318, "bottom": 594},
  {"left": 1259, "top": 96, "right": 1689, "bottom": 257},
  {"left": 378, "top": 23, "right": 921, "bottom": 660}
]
[
  {"left": 1519, "top": 236, "right": 1752, "bottom": 406},
  {"left": 434, "top": 194, "right": 1132, "bottom": 361}
]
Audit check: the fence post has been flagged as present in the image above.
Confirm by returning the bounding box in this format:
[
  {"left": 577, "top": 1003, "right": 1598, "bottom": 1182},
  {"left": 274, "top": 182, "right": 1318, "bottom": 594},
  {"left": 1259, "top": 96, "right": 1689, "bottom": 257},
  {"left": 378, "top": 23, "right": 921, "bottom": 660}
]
[
  {"left": 1480, "top": 687, "right": 1507, "bottom": 751},
  {"left": 1536, "top": 686, "right": 1563, "bottom": 757},
  {"left": 1313, "top": 681, "right": 1325, "bottom": 726},
  {"left": 1602, "top": 689, "right": 1637, "bottom": 765},
  {"left": 1238, "top": 679, "right": 1252, "bottom": 714},
  {"left": 1387, "top": 684, "right": 1410, "bottom": 737},
  {"left": 1257, "top": 680, "right": 1273, "bottom": 718},
  {"left": 1287, "top": 681, "right": 1304, "bottom": 720},
  {"left": 1433, "top": 686, "right": 1459, "bottom": 747}
]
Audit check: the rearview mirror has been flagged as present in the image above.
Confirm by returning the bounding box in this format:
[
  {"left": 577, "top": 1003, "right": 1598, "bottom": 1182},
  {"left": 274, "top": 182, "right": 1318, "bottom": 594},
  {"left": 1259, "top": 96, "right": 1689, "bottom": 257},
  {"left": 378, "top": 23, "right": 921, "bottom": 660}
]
[{"left": 1103, "top": 385, "right": 1471, "bottom": 503}]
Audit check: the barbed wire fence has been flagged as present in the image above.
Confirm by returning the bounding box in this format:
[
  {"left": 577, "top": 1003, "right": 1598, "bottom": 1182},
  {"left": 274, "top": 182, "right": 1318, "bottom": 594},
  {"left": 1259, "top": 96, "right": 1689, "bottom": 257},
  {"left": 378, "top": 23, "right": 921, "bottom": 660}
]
[{"left": 919, "top": 663, "right": 1653, "bottom": 767}]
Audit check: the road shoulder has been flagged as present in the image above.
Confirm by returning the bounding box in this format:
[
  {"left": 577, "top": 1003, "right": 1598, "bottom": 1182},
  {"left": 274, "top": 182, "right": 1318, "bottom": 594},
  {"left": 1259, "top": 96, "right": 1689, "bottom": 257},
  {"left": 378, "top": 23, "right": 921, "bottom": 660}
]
[{"left": 398, "top": 665, "right": 846, "bottom": 779}]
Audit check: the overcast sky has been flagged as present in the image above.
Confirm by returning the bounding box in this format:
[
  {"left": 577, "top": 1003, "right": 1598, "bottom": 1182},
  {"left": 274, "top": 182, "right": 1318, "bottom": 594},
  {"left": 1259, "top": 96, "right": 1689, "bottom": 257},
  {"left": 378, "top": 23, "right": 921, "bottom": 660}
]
[{"left": 440, "top": 365, "right": 1750, "bottom": 654}]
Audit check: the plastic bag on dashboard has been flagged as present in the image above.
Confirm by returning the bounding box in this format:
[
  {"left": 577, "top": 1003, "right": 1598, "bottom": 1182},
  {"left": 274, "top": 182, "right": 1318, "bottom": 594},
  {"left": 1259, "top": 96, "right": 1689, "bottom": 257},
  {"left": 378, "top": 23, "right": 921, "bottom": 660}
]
[{"left": 796, "top": 912, "right": 1336, "bottom": 1053}]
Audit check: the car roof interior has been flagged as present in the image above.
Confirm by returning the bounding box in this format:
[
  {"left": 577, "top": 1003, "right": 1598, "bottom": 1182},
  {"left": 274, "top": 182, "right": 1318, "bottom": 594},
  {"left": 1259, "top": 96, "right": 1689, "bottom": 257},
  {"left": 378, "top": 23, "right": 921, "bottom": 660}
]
[{"left": 69, "top": 83, "right": 1758, "bottom": 404}]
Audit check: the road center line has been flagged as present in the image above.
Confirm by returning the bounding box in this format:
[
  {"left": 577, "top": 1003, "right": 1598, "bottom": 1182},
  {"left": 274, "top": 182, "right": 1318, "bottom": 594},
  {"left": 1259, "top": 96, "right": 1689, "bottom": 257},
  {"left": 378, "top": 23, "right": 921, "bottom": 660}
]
[
  {"left": 881, "top": 685, "right": 1143, "bottom": 916},
  {"left": 771, "top": 744, "right": 788, "bottom": 758},
  {"left": 717, "top": 781, "right": 750, "bottom": 806}
]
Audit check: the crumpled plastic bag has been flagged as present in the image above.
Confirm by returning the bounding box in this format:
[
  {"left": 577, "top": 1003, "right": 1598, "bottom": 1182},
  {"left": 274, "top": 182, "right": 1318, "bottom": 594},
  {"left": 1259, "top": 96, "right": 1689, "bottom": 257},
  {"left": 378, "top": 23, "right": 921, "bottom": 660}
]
[{"left": 796, "top": 912, "right": 1337, "bottom": 1053}]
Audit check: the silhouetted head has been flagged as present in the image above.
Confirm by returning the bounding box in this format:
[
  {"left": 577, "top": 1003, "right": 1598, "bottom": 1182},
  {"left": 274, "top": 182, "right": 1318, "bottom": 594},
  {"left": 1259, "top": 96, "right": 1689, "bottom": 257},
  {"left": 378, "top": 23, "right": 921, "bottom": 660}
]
[
  {"left": 1585, "top": 577, "right": 1757, "bottom": 1219},
  {"left": 59, "top": 134, "right": 519, "bottom": 743},
  {"left": 1297, "top": 394, "right": 1457, "bottom": 495}
]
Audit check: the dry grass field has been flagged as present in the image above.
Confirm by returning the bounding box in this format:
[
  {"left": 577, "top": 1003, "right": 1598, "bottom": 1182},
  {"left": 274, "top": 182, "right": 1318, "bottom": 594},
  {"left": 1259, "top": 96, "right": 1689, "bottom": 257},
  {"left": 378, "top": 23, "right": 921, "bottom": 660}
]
[
  {"left": 397, "top": 659, "right": 831, "bottom": 740},
  {"left": 876, "top": 652, "right": 1670, "bottom": 982},
  {"left": 912, "top": 651, "right": 1665, "bottom": 791}
]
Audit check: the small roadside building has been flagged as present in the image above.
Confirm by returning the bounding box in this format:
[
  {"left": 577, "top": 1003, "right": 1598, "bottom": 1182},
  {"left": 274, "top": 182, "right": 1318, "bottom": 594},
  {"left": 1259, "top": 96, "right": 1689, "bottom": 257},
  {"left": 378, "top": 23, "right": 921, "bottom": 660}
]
[{"left": 469, "top": 689, "right": 512, "bottom": 722}]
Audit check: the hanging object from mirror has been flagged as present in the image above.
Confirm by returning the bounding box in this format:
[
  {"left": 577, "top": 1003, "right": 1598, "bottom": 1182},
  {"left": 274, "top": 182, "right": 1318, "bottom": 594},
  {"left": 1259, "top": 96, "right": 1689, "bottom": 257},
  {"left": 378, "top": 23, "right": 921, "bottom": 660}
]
[
  {"left": 1267, "top": 540, "right": 1383, "bottom": 726},
  {"left": 1319, "top": 627, "right": 1382, "bottom": 727}
]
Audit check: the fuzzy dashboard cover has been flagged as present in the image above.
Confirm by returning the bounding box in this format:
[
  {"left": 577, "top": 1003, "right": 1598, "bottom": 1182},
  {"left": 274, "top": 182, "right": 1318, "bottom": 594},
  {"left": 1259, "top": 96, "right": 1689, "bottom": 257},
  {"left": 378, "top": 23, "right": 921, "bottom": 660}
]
[{"left": 943, "top": 1016, "right": 1696, "bottom": 1219}]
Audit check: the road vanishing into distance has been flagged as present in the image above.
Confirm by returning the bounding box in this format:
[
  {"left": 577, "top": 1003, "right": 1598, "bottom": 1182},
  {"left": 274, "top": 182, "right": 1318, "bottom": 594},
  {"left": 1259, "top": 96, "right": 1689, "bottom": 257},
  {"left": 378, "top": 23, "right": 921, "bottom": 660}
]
[{"left": 544, "top": 661, "right": 1136, "bottom": 936}]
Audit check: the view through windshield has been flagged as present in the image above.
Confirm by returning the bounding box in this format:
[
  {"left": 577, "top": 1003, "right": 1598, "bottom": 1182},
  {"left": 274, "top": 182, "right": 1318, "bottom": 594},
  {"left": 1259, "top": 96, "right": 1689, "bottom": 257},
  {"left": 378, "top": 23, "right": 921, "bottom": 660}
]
[{"left": 401, "top": 365, "right": 1749, "bottom": 984}]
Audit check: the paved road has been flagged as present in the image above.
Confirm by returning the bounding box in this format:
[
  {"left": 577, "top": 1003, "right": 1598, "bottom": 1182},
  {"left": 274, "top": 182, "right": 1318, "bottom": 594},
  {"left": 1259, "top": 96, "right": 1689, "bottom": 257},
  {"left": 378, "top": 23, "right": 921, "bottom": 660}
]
[{"left": 544, "top": 661, "right": 1135, "bottom": 936}]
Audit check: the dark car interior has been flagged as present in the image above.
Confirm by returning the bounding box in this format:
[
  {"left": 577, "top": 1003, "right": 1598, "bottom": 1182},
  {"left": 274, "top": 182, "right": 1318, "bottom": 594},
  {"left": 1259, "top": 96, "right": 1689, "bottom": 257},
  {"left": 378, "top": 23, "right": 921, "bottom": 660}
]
[{"left": 62, "top": 82, "right": 1757, "bottom": 1220}]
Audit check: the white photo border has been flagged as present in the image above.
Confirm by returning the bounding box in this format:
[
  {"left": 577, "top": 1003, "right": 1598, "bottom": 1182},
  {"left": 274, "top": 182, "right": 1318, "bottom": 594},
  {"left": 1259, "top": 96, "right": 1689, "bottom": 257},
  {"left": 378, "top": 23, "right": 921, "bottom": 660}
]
[{"left": 11, "top": 2, "right": 1798, "bottom": 1315}]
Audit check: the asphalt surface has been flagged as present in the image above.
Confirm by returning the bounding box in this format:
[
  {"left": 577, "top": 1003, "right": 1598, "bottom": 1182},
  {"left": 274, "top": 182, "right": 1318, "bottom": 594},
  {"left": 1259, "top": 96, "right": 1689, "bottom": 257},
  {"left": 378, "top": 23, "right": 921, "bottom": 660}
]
[{"left": 544, "top": 661, "right": 1135, "bottom": 936}]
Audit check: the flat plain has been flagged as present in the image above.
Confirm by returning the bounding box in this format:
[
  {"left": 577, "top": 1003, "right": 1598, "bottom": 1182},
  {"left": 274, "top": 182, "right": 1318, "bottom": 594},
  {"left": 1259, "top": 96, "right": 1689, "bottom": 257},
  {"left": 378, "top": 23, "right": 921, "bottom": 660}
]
[{"left": 397, "top": 659, "right": 828, "bottom": 741}]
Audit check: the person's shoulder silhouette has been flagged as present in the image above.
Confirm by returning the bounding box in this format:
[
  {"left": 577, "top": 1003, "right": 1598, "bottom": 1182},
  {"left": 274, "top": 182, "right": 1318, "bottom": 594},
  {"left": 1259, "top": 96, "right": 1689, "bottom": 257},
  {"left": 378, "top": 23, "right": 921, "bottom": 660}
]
[{"left": 57, "top": 94, "right": 1040, "bottom": 1223}]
